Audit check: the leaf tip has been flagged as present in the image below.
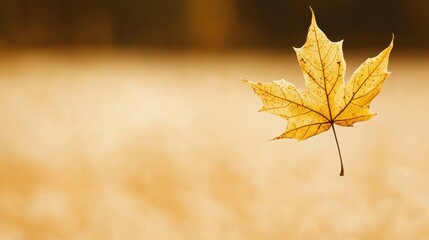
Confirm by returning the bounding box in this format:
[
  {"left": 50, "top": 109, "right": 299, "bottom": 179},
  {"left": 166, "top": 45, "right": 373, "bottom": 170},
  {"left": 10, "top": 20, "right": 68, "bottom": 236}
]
[
  {"left": 309, "top": 6, "right": 316, "bottom": 24},
  {"left": 242, "top": 79, "right": 254, "bottom": 87},
  {"left": 270, "top": 134, "right": 285, "bottom": 141},
  {"left": 309, "top": 6, "right": 315, "bottom": 17}
]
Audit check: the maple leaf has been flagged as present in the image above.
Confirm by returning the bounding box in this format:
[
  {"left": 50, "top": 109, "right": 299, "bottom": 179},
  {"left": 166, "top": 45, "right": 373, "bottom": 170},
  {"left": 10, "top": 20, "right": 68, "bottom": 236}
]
[{"left": 244, "top": 9, "right": 393, "bottom": 176}]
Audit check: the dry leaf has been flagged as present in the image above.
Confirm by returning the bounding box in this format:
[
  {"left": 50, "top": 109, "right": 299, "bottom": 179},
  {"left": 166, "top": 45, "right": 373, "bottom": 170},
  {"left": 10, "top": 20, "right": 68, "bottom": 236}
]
[{"left": 244, "top": 9, "right": 393, "bottom": 176}]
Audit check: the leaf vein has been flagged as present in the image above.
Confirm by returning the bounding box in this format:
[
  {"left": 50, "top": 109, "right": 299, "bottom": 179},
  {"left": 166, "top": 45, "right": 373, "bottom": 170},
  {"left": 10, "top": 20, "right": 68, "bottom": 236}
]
[
  {"left": 333, "top": 51, "right": 390, "bottom": 121},
  {"left": 251, "top": 84, "right": 330, "bottom": 121}
]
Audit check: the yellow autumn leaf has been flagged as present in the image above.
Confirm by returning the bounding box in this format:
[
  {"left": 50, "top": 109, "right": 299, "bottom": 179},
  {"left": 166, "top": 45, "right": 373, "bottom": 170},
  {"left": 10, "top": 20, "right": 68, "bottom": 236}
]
[{"left": 244, "top": 9, "right": 393, "bottom": 176}]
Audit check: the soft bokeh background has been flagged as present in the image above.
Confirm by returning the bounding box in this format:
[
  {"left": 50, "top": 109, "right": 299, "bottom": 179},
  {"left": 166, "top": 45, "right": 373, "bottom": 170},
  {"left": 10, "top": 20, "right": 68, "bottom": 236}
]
[{"left": 1, "top": 1, "right": 429, "bottom": 239}]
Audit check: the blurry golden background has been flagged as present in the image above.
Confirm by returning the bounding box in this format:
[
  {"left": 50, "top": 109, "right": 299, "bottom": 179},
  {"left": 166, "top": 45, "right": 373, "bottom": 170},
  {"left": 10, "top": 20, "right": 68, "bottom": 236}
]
[{"left": 1, "top": 0, "right": 429, "bottom": 239}]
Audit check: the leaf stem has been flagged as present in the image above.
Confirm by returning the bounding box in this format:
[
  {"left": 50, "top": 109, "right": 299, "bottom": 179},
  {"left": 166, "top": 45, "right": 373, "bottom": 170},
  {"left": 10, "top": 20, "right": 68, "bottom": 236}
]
[{"left": 331, "top": 124, "right": 344, "bottom": 176}]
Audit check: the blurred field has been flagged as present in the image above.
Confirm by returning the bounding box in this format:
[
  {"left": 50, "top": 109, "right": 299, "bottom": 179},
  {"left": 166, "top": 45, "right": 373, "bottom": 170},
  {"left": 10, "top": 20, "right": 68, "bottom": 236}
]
[{"left": 0, "top": 49, "right": 428, "bottom": 239}]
